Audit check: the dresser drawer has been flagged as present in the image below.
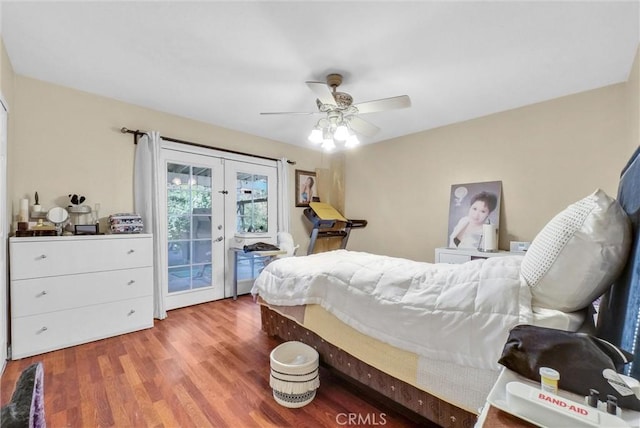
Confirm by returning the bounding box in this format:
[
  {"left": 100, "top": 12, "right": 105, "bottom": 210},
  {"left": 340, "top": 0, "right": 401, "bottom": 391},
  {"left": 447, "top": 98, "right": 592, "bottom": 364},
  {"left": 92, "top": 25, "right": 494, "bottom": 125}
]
[
  {"left": 10, "top": 235, "right": 152, "bottom": 279},
  {"left": 11, "top": 267, "right": 152, "bottom": 317},
  {"left": 434, "top": 247, "right": 522, "bottom": 264},
  {"left": 11, "top": 296, "right": 153, "bottom": 359},
  {"left": 438, "top": 253, "right": 471, "bottom": 264}
]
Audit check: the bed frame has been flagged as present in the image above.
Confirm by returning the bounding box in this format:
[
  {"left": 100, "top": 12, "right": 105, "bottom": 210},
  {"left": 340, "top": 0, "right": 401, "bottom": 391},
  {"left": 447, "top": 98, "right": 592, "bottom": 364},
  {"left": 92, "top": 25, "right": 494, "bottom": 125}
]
[
  {"left": 260, "top": 305, "right": 477, "bottom": 428},
  {"left": 261, "top": 148, "right": 640, "bottom": 428}
]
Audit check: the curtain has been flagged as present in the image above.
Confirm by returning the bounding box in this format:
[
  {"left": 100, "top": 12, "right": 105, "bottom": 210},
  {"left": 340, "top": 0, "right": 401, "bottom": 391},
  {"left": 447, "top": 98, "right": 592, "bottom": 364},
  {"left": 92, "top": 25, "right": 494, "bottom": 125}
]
[
  {"left": 277, "top": 158, "right": 291, "bottom": 233},
  {"left": 597, "top": 146, "right": 640, "bottom": 378},
  {"left": 134, "top": 131, "right": 167, "bottom": 320}
]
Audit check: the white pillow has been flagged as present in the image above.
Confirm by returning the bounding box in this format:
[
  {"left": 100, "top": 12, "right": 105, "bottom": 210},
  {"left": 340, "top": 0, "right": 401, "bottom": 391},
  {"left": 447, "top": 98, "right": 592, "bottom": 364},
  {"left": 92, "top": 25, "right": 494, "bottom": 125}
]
[{"left": 521, "top": 189, "right": 631, "bottom": 312}]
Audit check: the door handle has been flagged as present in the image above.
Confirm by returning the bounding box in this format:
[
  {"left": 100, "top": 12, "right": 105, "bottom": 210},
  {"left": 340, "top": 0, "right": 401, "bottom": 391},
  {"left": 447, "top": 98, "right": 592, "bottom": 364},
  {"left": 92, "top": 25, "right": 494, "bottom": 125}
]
[{"left": 214, "top": 236, "right": 223, "bottom": 242}]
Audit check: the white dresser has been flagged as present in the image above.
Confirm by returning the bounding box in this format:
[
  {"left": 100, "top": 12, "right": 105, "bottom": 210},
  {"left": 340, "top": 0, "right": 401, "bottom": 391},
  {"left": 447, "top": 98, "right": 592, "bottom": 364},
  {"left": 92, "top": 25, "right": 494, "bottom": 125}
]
[
  {"left": 434, "top": 247, "right": 523, "bottom": 264},
  {"left": 9, "top": 234, "right": 153, "bottom": 359}
]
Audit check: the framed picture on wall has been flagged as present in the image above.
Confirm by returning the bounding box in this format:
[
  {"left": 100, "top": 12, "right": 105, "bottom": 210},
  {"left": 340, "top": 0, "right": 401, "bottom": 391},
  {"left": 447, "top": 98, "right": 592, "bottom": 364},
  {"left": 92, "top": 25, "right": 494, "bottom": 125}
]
[
  {"left": 295, "top": 170, "right": 318, "bottom": 207},
  {"left": 447, "top": 181, "right": 502, "bottom": 249}
]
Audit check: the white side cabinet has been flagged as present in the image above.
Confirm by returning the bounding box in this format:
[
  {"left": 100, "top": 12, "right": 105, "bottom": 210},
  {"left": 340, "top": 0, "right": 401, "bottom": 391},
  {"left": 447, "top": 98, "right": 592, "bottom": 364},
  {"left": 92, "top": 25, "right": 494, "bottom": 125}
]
[
  {"left": 9, "top": 234, "right": 153, "bottom": 359},
  {"left": 434, "top": 247, "right": 522, "bottom": 264}
]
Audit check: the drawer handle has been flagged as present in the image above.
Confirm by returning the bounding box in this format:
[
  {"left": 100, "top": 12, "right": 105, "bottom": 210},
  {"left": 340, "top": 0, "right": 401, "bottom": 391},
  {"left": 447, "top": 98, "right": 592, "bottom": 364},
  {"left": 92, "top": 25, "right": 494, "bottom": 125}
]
[
  {"left": 128, "top": 309, "right": 136, "bottom": 316},
  {"left": 38, "top": 254, "right": 47, "bottom": 259},
  {"left": 127, "top": 249, "right": 135, "bottom": 254},
  {"left": 38, "top": 290, "right": 47, "bottom": 297},
  {"left": 127, "top": 280, "right": 136, "bottom": 285},
  {"left": 37, "top": 326, "right": 48, "bottom": 334}
]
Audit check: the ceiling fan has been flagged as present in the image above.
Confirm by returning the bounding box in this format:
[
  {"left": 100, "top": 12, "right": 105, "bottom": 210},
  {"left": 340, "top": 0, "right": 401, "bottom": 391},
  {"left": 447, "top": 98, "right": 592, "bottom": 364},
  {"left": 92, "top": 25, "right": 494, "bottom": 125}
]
[{"left": 261, "top": 73, "right": 411, "bottom": 150}]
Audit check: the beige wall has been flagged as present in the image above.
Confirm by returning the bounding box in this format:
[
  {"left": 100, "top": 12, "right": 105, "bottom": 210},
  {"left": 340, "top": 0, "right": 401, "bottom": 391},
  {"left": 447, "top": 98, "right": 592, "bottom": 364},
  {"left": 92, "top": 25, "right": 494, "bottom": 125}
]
[
  {"left": 0, "top": 39, "right": 14, "bottom": 108},
  {"left": 344, "top": 66, "right": 638, "bottom": 262},
  {"left": 8, "top": 75, "right": 325, "bottom": 248},
  {"left": 1, "top": 38, "right": 15, "bottom": 228},
  {"left": 5, "top": 43, "right": 639, "bottom": 262},
  {"left": 0, "top": 35, "right": 13, "bottom": 369},
  {"left": 628, "top": 46, "right": 640, "bottom": 155}
]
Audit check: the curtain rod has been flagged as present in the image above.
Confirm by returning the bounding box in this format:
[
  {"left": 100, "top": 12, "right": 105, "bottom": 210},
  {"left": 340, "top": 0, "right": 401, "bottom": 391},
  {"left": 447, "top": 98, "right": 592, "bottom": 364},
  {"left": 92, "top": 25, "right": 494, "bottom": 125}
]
[{"left": 120, "top": 127, "right": 295, "bottom": 165}]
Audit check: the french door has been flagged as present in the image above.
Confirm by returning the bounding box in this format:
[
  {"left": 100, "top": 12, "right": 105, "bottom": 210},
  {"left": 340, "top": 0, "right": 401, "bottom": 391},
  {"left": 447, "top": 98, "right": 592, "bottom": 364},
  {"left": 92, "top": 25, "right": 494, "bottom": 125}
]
[
  {"left": 162, "top": 150, "right": 225, "bottom": 310},
  {"left": 160, "top": 145, "right": 279, "bottom": 309},
  {"left": 224, "top": 160, "right": 278, "bottom": 297}
]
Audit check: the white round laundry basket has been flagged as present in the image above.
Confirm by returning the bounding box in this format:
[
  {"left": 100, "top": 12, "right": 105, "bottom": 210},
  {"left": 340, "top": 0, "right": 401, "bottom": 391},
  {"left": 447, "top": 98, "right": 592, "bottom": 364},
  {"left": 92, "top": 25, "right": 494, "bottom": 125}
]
[{"left": 269, "top": 341, "right": 320, "bottom": 408}]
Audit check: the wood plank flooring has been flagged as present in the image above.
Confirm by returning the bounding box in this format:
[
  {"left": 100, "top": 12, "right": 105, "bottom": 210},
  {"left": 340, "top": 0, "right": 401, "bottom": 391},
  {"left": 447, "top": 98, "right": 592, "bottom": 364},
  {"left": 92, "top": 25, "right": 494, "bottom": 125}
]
[{"left": 1, "top": 296, "right": 425, "bottom": 427}]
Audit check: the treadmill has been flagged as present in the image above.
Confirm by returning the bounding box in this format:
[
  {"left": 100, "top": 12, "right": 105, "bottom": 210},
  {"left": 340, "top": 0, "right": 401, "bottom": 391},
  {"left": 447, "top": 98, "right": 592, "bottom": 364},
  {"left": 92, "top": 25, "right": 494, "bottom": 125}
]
[{"left": 303, "top": 202, "right": 367, "bottom": 255}]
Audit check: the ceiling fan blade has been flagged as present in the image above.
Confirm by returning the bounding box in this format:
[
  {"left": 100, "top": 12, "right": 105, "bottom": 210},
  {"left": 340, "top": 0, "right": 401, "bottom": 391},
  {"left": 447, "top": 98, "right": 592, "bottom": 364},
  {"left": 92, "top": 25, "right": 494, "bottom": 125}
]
[
  {"left": 306, "top": 81, "right": 336, "bottom": 106},
  {"left": 260, "top": 111, "right": 317, "bottom": 115},
  {"left": 349, "top": 116, "right": 380, "bottom": 137},
  {"left": 353, "top": 95, "right": 411, "bottom": 114}
]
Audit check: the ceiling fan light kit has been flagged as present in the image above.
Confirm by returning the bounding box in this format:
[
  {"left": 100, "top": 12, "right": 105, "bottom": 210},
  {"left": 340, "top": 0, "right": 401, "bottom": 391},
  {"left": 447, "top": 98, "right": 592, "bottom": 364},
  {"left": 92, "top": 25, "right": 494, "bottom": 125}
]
[
  {"left": 262, "top": 73, "right": 411, "bottom": 151},
  {"left": 308, "top": 112, "right": 360, "bottom": 151},
  {"left": 308, "top": 127, "right": 323, "bottom": 144},
  {"left": 333, "top": 124, "right": 350, "bottom": 141},
  {"left": 344, "top": 134, "right": 360, "bottom": 148}
]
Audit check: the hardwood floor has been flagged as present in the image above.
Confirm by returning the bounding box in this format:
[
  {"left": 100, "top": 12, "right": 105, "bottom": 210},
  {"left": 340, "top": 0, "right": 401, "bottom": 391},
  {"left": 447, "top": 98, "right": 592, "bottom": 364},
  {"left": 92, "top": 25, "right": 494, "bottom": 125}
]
[{"left": 1, "top": 295, "right": 426, "bottom": 427}]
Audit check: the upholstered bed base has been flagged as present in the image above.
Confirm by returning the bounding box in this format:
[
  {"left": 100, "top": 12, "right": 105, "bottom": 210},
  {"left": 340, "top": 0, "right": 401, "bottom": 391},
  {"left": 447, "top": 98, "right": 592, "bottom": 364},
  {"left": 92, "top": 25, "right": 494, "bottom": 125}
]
[{"left": 260, "top": 305, "right": 477, "bottom": 428}]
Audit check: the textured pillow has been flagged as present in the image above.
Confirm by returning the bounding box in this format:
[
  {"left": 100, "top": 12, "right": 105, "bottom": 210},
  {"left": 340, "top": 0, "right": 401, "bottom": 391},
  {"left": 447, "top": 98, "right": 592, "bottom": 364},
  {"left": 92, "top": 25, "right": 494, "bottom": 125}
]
[{"left": 521, "top": 189, "right": 631, "bottom": 312}]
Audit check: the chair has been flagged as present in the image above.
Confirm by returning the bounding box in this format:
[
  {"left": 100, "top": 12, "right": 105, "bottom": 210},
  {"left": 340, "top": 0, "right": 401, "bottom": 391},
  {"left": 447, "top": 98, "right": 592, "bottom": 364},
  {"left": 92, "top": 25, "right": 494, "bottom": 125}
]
[{"left": 276, "top": 232, "right": 299, "bottom": 258}]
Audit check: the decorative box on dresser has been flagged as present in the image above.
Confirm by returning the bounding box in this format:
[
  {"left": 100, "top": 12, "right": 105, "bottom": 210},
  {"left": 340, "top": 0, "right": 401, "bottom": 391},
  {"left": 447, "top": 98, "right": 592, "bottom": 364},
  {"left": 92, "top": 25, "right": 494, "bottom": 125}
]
[
  {"left": 435, "top": 247, "right": 523, "bottom": 264},
  {"left": 9, "top": 234, "right": 153, "bottom": 359}
]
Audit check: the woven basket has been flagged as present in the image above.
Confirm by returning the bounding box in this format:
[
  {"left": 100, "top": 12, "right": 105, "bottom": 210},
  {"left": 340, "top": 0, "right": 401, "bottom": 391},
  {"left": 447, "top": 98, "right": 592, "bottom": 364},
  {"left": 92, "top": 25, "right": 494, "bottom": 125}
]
[{"left": 269, "top": 341, "right": 320, "bottom": 408}]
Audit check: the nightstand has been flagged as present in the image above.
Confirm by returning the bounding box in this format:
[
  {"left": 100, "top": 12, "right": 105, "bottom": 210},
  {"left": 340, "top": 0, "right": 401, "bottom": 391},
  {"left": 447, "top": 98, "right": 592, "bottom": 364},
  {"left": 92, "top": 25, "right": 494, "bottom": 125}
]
[
  {"left": 476, "top": 368, "right": 640, "bottom": 427},
  {"left": 435, "top": 247, "right": 523, "bottom": 264},
  {"left": 231, "top": 248, "right": 286, "bottom": 299}
]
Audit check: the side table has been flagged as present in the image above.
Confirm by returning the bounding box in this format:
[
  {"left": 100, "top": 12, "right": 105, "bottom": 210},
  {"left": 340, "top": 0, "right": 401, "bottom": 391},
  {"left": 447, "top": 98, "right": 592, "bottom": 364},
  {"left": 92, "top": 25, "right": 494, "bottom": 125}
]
[{"left": 232, "top": 248, "right": 286, "bottom": 299}]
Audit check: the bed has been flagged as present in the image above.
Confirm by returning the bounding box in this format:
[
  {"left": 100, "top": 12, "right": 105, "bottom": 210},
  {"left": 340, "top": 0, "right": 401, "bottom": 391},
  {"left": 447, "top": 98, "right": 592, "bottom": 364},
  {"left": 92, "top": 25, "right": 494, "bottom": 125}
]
[{"left": 252, "top": 148, "right": 639, "bottom": 427}]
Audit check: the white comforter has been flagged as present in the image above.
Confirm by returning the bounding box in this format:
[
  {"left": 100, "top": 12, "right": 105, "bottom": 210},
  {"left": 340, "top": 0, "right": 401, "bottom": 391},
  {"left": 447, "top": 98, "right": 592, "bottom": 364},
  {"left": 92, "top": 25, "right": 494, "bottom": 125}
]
[{"left": 252, "top": 250, "right": 532, "bottom": 370}]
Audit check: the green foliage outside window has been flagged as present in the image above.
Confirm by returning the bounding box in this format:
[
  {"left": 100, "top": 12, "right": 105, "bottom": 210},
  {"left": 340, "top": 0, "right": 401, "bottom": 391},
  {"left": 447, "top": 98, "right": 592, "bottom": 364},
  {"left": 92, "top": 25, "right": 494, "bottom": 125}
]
[{"left": 167, "top": 185, "right": 211, "bottom": 241}]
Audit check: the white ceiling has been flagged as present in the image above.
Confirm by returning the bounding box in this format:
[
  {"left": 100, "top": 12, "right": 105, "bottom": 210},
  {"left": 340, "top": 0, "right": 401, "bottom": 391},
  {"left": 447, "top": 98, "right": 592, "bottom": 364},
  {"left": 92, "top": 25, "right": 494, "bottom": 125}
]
[{"left": 2, "top": 1, "right": 639, "bottom": 150}]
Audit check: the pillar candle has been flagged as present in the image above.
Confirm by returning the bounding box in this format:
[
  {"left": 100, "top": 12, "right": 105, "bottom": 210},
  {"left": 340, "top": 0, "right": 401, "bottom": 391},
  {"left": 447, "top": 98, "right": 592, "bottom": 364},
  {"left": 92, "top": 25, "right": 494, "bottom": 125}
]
[
  {"left": 19, "top": 198, "right": 29, "bottom": 222},
  {"left": 482, "top": 224, "right": 497, "bottom": 251}
]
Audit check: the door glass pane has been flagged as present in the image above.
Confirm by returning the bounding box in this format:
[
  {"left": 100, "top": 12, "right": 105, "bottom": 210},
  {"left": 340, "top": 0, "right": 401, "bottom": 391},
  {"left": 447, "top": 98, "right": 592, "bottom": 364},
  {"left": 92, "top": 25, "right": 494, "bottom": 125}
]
[
  {"left": 236, "top": 172, "right": 268, "bottom": 233},
  {"left": 193, "top": 240, "right": 212, "bottom": 263},
  {"left": 168, "top": 241, "right": 190, "bottom": 267},
  {"left": 167, "top": 163, "right": 191, "bottom": 216},
  {"left": 192, "top": 264, "right": 212, "bottom": 289},
  {"left": 167, "top": 217, "right": 190, "bottom": 241},
  {"left": 192, "top": 167, "right": 212, "bottom": 210},
  {"left": 167, "top": 163, "right": 214, "bottom": 294}
]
